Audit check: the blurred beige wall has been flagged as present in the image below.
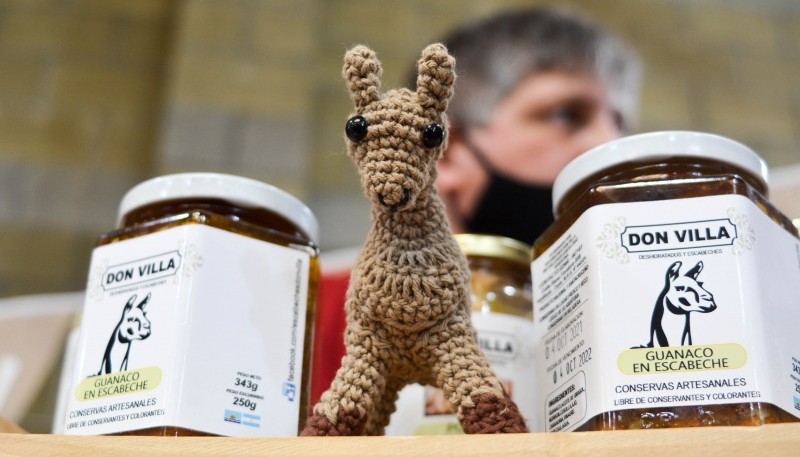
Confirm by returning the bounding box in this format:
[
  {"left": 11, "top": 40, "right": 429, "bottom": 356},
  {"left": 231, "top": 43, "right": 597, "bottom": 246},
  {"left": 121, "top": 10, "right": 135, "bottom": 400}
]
[{"left": 0, "top": 0, "right": 799, "bottom": 297}]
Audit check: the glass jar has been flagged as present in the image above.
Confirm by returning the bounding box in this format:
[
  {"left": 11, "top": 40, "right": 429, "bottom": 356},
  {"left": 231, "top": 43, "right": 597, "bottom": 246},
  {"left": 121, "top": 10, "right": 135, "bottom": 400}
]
[
  {"left": 63, "top": 173, "right": 319, "bottom": 437},
  {"left": 386, "top": 233, "right": 535, "bottom": 435},
  {"left": 459, "top": 233, "right": 533, "bottom": 318},
  {"left": 531, "top": 131, "right": 800, "bottom": 431}
]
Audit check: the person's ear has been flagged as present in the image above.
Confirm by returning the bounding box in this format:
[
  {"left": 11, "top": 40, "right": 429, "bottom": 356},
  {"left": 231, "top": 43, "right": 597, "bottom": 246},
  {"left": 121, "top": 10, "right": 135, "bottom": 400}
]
[
  {"left": 436, "top": 123, "right": 479, "bottom": 206},
  {"left": 435, "top": 126, "right": 473, "bottom": 233},
  {"left": 436, "top": 125, "right": 463, "bottom": 187}
]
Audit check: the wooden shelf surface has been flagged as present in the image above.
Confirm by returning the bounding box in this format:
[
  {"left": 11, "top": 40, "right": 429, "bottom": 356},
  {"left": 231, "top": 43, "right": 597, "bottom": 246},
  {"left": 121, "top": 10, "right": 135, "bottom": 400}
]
[{"left": 1, "top": 423, "right": 799, "bottom": 456}]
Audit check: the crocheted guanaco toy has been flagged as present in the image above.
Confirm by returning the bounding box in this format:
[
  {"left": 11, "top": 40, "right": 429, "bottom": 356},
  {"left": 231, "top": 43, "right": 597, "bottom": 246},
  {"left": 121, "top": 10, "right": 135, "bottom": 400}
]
[{"left": 301, "top": 44, "right": 528, "bottom": 436}]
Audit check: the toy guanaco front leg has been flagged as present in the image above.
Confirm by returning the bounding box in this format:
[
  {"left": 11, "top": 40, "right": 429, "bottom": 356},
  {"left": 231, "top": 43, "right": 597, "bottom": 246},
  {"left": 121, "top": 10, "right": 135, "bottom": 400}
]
[
  {"left": 301, "top": 329, "right": 388, "bottom": 436},
  {"left": 362, "top": 376, "right": 404, "bottom": 436},
  {"left": 430, "top": 317, "right": 528, "bottom": 434}
]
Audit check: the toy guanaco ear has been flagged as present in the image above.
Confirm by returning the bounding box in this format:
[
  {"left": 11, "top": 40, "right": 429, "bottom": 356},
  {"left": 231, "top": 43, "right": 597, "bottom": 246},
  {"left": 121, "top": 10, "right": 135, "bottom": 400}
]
[
  {"left": 343, "top": 45, "right": 382, "bottom": 110},
  {"left": 415, "top": 43, "right": 456, "bottom": 115}
]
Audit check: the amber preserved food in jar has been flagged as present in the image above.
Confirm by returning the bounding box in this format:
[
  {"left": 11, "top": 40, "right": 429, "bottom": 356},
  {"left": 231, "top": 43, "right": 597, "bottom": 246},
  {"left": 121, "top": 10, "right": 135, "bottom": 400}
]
[
  {"left": 386, "top": 234, "right": 535, "bottom": 435},
  {"left": 458, "top": 234, "right": 533, "bottom": 318},
  {"left": 64, "top": 173, "right": 319, "bottom": 437},
  {"left": 531, "top": 131, "right": 800, "bottom": 432}
]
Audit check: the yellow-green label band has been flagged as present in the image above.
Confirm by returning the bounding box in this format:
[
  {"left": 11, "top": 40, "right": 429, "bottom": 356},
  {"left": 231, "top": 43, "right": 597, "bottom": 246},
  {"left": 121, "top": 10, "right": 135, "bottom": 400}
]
[
  {"left": 76, "top": 367, "right": 162, "bottom": 401},
  {"left": 618, "top": 344, "right": 747, "bottom": 375}
]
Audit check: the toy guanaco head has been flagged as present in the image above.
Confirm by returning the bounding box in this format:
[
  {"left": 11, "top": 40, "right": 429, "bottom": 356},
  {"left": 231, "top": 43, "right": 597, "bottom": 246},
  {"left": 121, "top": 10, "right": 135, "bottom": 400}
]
[{"left": 342, "top": 44, "right": 455, "bottom": 213}]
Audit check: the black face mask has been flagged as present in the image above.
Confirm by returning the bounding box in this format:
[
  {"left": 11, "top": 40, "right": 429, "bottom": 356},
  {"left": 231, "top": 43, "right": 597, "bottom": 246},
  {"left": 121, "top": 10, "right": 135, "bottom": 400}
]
[{"left": 462, "top": 140, "right": 555, "bottom": 246}]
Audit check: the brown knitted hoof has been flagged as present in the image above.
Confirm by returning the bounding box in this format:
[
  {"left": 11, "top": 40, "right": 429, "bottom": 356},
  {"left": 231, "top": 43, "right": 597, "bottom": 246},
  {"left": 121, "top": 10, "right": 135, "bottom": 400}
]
[
  {"left": 460, "top": 390, "right": 528, "bottom": 434},
  {"left": 300, "top": 407, "right": 365, "bottom": 436}
]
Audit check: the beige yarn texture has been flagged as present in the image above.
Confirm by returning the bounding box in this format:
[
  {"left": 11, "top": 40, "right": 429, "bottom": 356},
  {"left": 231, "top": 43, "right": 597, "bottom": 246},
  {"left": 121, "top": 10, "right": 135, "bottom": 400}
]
[{"left": 301, "top": 44, "right": 528, "bottom": 436}]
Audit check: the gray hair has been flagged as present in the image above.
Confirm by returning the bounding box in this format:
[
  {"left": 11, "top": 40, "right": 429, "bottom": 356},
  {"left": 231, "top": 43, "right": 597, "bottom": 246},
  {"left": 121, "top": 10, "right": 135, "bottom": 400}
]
[{"left": 433, "top": 7, "right": 643, "bottom": 132}]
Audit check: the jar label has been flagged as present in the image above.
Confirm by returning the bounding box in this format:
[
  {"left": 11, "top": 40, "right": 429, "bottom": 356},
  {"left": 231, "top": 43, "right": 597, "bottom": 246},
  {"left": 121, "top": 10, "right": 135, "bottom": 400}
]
[
  {"left": 385, "top": 312, "right": 536, "bottom": 435},
  {"left": 63, "top": 224, "right": 311, "bottom": 436},
  {"left": 531, "top": 194, "right": 800, "bottom": 431}
]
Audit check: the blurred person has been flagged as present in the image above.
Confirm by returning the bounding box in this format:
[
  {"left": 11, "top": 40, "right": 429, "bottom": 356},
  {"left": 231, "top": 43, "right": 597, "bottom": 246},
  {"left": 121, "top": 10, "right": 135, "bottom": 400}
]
[
  {"left": 428, "top": 7, "right": 642, "bottom": 245},
  {"left": 311, "top": 5, "right": 643, "bottom": 406}
]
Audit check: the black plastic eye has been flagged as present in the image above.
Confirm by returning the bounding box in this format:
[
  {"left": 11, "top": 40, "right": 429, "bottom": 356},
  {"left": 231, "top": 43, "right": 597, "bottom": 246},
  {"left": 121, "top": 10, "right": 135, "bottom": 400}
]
[
  {"left": 345, "top": 115, "right": 369, "bottom": 142},
  {"left": 421, "top": 122, "right": 444, "bottom": 148}
]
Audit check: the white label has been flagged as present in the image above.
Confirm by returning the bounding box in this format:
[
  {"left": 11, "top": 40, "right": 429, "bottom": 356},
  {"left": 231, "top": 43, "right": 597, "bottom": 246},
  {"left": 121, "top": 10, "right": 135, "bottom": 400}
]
[
  {"left": 63, "top": 224, "right": 310, "bottom": 436},
  {"left": 385, "top": 313, "right": 536, "bottom": 435},
  {"left": 531, "top": 194, "right": 800, "bottom": 431}
]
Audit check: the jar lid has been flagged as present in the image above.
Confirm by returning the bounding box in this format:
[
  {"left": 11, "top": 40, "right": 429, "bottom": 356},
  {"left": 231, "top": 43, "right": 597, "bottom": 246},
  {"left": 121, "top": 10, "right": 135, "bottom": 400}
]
[
  {"left": 455, "top": 233, "right": 531, "bottom": 265},
  {"left": 117, "top": 173, "right": 320, "bottom": 245},
  {"left": 552, "top": 131, "right": 769, "bottom": 216}
]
